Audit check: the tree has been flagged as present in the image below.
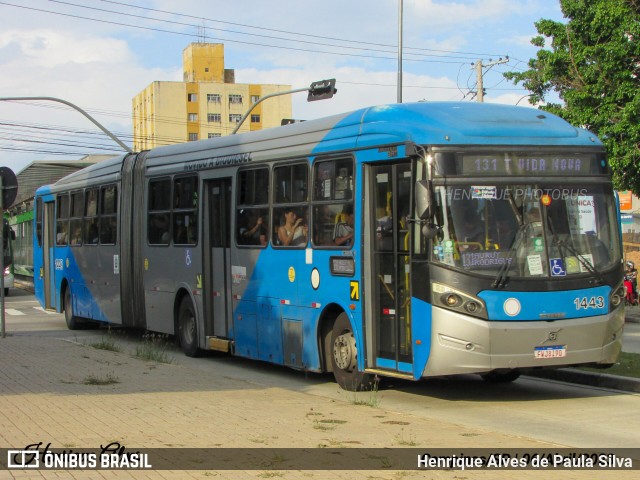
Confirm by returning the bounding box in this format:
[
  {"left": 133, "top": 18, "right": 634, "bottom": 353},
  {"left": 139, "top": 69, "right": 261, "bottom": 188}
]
[{"left": 504, "top": 0, "right": 640, "bottom": 193}]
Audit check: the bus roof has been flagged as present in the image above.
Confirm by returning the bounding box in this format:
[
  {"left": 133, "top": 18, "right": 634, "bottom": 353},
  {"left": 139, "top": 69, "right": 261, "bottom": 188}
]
[
  {"left": 39, "top": 102, "right": 602, "bottom": 193},
  {"left": 145, "top": 102, "right": 601, "bottom": 165}
]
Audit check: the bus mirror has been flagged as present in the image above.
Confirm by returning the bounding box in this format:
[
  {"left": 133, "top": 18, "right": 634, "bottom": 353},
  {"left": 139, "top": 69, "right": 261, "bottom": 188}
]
[
  {"left": 421, "top": 223, "right": 440, "bottom": 239},
  {"left": 415, "top": 180, "right": 431, "bottom": 219}
]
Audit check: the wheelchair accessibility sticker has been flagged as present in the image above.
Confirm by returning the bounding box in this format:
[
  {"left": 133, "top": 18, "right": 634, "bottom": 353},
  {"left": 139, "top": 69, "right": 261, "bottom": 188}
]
[{"left": 550, "top": 258, "right": 566, "bottom": 277}]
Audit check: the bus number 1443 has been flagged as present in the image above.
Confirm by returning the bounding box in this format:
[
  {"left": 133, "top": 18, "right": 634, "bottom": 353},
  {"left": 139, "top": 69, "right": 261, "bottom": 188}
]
[{"left": 574, "top": 296, "right": 604, "bottom": 310}]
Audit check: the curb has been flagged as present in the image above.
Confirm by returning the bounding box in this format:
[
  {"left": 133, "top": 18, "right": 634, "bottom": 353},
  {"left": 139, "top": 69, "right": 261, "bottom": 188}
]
[{"left": 527, "top": 368, "right": 640, "bottom": 393}]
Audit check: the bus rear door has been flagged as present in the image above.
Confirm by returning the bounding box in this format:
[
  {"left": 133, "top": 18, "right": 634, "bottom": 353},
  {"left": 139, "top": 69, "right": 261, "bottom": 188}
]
[{"left": 203, "top": 178, "right": 234, "bottom": 349}]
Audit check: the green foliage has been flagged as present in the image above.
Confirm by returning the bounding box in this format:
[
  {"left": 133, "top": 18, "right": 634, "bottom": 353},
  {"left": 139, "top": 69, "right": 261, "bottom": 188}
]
[{"left": 504, "top": 0, "right": 640, "bottom": 193}]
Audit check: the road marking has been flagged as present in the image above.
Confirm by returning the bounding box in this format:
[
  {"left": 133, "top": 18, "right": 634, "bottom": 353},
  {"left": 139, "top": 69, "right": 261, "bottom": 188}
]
[
  {"left": 4, "top": 308, "right": 25, "bottom": 316},
  {"left": 33, "top": 307, "right": 57, "bottom": 315}
]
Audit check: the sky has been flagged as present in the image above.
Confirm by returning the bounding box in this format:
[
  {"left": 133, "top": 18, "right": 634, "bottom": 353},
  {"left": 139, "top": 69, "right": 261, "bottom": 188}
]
[{"left": 0, "top": 0, "right": 566, "bottom": 176}]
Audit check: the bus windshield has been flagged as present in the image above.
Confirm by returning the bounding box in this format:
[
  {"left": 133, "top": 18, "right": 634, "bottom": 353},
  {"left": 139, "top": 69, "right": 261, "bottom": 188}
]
[{"left": 431, "top": 184, "right": 621, "bottom": 278}]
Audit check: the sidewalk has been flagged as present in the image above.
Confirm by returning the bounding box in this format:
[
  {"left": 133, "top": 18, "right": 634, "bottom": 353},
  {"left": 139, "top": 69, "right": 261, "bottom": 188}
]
[{"left": 0, "top": 332, "right": 625, "bottom": 480}]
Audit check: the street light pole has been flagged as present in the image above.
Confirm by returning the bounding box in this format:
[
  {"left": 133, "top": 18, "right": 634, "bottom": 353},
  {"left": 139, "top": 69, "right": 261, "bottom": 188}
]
[
  {"left": 231, "top": 79, "right": 337, "bottom": 135},
  {"left": 0, "top": 96, "right": 132, "bottom": 153}
]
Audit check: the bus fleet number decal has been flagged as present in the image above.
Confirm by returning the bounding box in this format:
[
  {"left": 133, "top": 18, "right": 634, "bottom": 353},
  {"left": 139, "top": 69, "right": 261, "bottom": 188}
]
[{"left": 573, "top": 296, "right": 604, "bottom": 310}]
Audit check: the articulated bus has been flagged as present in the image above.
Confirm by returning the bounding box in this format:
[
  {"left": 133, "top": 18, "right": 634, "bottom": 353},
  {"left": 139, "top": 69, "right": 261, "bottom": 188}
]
[{"left": 34, "top": 102, "right": 624, "bottom": 390}]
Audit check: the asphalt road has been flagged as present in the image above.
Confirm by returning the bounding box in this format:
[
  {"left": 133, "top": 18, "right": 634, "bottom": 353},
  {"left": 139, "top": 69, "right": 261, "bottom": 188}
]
[{"left": 2, "top": 287, "right": 640, "bottom": 451}]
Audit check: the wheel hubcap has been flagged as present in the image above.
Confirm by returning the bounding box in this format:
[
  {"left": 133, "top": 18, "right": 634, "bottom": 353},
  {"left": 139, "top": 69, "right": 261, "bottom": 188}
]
[{"left": 333, "top": 331, "right": 357, "bottom": 371}]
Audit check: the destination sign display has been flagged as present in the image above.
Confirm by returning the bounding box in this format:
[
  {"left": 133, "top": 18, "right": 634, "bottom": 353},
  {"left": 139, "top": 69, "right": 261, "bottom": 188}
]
[{"left": 457, "top": 153, "right": 600, "bottom": 176}]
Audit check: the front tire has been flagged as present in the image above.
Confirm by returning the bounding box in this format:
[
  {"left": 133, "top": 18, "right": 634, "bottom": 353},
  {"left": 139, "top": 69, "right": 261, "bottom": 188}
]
[
  {"left": 330, "top": 313, "right": 374, "bottom": 391},
  {"left": 178, "top": 296, "right": 200, "bottom": 357},
  {"left": 481, "top": 370, "right": 521, "bottom": 383}
]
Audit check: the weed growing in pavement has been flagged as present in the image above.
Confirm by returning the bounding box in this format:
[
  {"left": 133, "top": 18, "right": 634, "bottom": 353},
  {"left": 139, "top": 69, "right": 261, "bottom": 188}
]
[
  {"left": 393, "top": 428, "right": 417, "bottom": 446},
  {"left": 82, "top": 372, "right": 119, "bottom": 386},
  {"left": 134, "top": 332, "right": 174, "bottom": 364},
  {"left": 88, "top": 335, "right": 121, "bottom": 353},
  {"left": 348, "top": 378, "right": 381, "bottom": 407}
]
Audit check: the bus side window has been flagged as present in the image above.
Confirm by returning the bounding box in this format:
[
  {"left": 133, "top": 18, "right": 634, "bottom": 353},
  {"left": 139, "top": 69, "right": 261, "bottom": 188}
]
[
  {"left": 311, "top": 158, "right": 354, "bottom": 247},
  {"left": 272, "top": 163, "right": 308, "bottom": 248},
  {"left": 236, "top": 168, "right": 269, "bottom": 247},
  {"left": 148, "top": 178, "right": 171, "bottom": 245},
  {"left": 56, "top": 194, "right": 69, "bottom": 245},
  {"left": 99, "top": 185, "right": 117, "bottom": 245}
]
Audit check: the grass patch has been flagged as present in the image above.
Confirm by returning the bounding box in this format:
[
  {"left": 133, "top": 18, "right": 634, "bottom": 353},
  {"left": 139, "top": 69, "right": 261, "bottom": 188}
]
[
  {"left": 83, "top": 373, "right": 119, "bottom": 386},
  {"left": 88, "top": 336, "right": 121, "bottom": 352},
  {"left": 134, "top": 333, "right": 174, "bottom": 364},
  {"left": 349, "top": 379, "right": 381, "bottom": 407},
  {"left": 579, "top": 352, "right": 640, "bottom": 378}
]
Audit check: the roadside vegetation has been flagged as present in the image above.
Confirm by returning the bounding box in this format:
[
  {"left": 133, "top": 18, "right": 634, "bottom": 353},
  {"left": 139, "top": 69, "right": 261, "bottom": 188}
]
[{"left": 579, "top": 352, "right": 640, "bottom": 378}]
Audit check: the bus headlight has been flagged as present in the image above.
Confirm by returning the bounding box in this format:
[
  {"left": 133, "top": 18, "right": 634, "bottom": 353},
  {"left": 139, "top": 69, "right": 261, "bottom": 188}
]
[{"left": 433, "top": 282, "right": 487, "bottom": 319}]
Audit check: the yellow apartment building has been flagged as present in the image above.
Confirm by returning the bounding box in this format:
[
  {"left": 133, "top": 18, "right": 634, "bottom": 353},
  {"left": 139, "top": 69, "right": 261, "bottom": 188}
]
[{"left": 132, "top": 43, "right": 292, "bottom": 151}]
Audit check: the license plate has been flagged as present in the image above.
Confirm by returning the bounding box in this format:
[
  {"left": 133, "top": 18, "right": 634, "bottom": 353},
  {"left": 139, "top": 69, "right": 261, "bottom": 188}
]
[{"left": 534, "top": 345, "right": 567, "bottom": 359}]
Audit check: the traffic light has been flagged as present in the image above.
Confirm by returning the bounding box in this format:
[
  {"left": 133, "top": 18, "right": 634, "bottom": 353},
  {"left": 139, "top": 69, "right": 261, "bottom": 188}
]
[{"left": 307, "top": 79, "right": 337, "bottom": 102}]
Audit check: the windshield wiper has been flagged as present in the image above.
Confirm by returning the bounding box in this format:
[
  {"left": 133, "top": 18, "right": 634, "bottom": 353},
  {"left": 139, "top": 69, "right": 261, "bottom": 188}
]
[
  {"left": 546, "top": 218, "right": 606, "bottom": 285},
  {"left": 492, "top": 223, "right": 527, "bottom": 289}
]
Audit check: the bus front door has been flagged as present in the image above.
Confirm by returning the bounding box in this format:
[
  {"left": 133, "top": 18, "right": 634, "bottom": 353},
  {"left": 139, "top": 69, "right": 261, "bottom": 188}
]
[
  {"left": 203, "top": 178, "right": 233, "bottom": 345},
  {"left": 366, "top": 162, "right": 413, "bottom": 375}
]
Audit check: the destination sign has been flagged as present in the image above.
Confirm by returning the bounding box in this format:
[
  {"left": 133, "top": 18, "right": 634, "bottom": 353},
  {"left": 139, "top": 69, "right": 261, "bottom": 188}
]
[{"left": 457, "top": 153, "right": 600, "bottom": 176}]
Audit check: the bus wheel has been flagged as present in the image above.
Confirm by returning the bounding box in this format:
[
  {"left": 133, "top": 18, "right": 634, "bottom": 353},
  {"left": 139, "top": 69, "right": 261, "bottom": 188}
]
[
  {"left": 178, "top": 296, "right": 200, "bottom": 357},
  {"left": 64, "top": 288, "right": 84, "bottom": 330},
  {"left": 481, "top": 370, "right": 521, "bottom": 383},
  {"left": 330, "top": 313, "right": 374, "bottom": 391}
]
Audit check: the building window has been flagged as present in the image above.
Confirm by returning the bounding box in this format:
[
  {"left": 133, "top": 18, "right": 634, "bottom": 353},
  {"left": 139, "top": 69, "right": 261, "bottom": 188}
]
[
  {"left": 188, "top": 133, "right": 199, "bottom": 141},
  {"left": 207, "top": 113, "right": 221, "bottom": 123},
  {"left": 250, "top": 95, "right": 260, "bottom": 104},
  {"left": 229, "top": 114, "right": 242, "bottom": 123},
  {"left": 207, "top": 94, "right": 221, "bottom": 104},
  {"left": 251, "top": 114, "right": 261, "bottom": 123},
  {"left": 229, "top": 94, "right": 243, "bottom": 105},
  {"left": 187, "top": 93, "right": 197, "bottom": 102},
  {"left": 208, "top": 133, "right": 221, "bottom": 139},
  {"left": 188, "top": 113, "right": 198, "bottom": 122}
]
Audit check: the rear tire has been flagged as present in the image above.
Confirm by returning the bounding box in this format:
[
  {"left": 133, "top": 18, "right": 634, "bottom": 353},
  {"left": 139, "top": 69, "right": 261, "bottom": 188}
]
[
  {"left": 64, "top": 287, "right": 85, "bottom": 330},
  {"left": 178, "top": 296, "right": 200, "bottom": 357},
  {"left": 330, "top": 313, "right": 374, "bottom": 391}
]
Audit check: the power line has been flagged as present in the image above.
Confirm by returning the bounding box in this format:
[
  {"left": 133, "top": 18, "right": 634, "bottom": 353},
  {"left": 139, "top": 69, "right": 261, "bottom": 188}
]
[
  {"left": 96, "top": 0, "right": 504, "bottom": 59},
  {"left": 0, "top": 1, "right": 501, "bottom": 65}
]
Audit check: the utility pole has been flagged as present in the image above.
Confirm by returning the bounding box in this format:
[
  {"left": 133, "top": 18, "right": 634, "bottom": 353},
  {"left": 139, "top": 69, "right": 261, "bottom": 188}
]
[
  {"left": 397, "top": 0, "right": 403, "bottom": 103},
  {"left": 472, "top": 57, "right": 509, "bottom": 102}
]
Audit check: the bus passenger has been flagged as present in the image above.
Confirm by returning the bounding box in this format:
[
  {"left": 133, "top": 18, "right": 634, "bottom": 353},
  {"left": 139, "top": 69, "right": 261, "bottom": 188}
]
[
  {"left": 334, "top": 205, "right": 354, "bottom": 246},
  {"left": 278, "top": 208, "right": 307, "bottom": 246},
  {"left": 240, "top": 211, "right": 267, "bottom": 246},
  {"left": 71, "top": 227, "right": 82, "bottom": 245},
  {"left": 56, "top": 225, "right": 68, "bottom": 245}
]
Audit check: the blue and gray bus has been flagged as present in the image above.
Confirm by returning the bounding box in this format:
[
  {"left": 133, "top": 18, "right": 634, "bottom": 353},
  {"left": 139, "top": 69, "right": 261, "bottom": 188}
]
[{"left": 33, "top": 102, "right": 624, "bottom": 390}]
